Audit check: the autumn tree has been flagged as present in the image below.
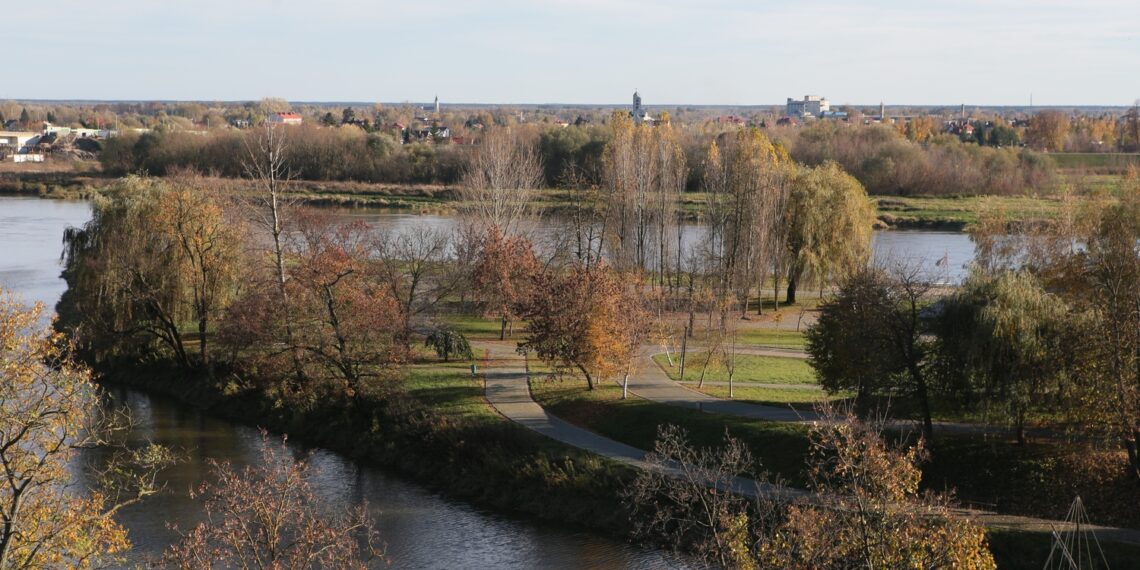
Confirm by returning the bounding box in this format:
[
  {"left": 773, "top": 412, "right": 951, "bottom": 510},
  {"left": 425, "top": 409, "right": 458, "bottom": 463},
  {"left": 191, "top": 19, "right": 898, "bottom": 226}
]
[
  {"left": 59, "top": 176, "right": 243, "bottom": 370},
  {"left": 623, "top": 425, "right": 772, "bottom": 569},
  {"left": 519, "top": 264, "right": 647, "bottom": 390},
  {"left": 290, "top": 214, "right": 406, "bottom": 398},
  {"left": 935, "top": 269, "right": 1074, "bottom": 444},
  {"left": 703, "top": 129, "right": 793, "bottom": 320},
  {"left": 1079, "top": 197, "right": 1140, "bottom": 478},
  {"left": 1026, "top": 110, "right": 1071, "bottom": 152},
  {"left": 164, "top": 434, "right": 382, "bottom": 569},
  {"left": 783, "top": 161, "right": 875, "bottom": 304},
  {"left": 460, "top": 127, "right": 543, "bottom": 236},
  {"left": 241, "top": 123, "right": 306, "bottom": 386},
  {"left": 158, "top": 175, "right": 245, "bottom": 368},
  {"left": 601, "top": 113, "right": 687, "bottom": 278},
  {"left": 759, "top": 410, "right": 996, "bottom": 569},
  {"left": 471, "top": 227, "right": 539, "bottom": 340},
  {"left": 0, "top": 295, "right": 174, "bottom": 568},
  {"left": 373, "top": 226, "right": 459, "bottom": 343},
  {"left": 424, "top": 326, "right": 474, "bottom": 362},
  {"left": 625, "top": 414, "right": 995, "bottom": 569}
]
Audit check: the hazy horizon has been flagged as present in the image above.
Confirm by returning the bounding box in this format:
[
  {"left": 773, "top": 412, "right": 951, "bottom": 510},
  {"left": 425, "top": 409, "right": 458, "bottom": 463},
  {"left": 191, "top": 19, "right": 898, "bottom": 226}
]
[{"left": 8, "top": 1, "right": 1139, "bottom": 106}]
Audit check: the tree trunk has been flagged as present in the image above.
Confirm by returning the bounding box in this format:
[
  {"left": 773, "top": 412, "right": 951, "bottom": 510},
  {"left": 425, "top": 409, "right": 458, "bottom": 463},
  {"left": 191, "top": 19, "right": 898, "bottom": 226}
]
[
  {"left": 578, "top": 364, "right": 594, "bottom": 390},
  {"left": 622, "top": 372, "right": 630, "bottom": 399},
  {"left": 500, "top": 315, "right": 507, "bottom": 341},
  {"left": 1127, "top": 433, "right": 1140, "bottom": 480},
  {"left": 786, "top": 273, "right": 798, "bottom": 305},
  {"left": 679, "top": 327, "right": 688, "bottom": 382},
  {"left": 911, "top": 364, "right": 934, "bottom": 440}
]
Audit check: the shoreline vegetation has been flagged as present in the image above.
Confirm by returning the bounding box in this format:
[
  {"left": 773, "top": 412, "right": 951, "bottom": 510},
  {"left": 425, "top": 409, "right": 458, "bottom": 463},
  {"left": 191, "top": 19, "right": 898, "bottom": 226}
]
[
  {"left": 89, "top": 338, "right": 1140, "bottom": 568},
  {"left": 0, "top": 166, "right": 1131, "bottom": 232},
  {"left": 40, "top": 116, "right": 1140, "bottom": 567}
]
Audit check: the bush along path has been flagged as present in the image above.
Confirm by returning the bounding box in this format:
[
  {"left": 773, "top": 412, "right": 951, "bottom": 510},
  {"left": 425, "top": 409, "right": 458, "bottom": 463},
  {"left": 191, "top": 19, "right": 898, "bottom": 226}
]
[{"left": 472, "top": 339, "right": 1140, "bottom": 547}]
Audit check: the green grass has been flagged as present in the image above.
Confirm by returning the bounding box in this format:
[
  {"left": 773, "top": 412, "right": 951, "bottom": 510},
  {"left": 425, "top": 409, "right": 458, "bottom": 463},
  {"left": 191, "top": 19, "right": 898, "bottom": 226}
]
[
  {"left": 441, "top": 315, "right": 509, "bottom": 341},
  {"left": 529, "top": 375, "right": 814, "bottom": 484},
  {"left": 1050, "top": 153, "right": 1140, "bottom": 171},
  {"left": 734, "top": 328, "right": 809, "bottom": 349},
  {"left": 874, "top": 195, "right": 1073, "bottom": 228},
  {"left": 654, "top": 353, "right": 817, "bottom": 385},
  {"left": 691, "top": 384, "right": 837, "bottom": 410},
  {"left": 403, "top": 359, "right": 497, "bottom": 422}
]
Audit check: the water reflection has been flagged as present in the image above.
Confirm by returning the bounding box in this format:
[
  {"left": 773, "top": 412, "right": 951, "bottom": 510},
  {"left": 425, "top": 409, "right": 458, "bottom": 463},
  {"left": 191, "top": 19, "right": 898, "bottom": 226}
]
[{"left": 2, "top": 196, "right": 979, "bottom": 568}]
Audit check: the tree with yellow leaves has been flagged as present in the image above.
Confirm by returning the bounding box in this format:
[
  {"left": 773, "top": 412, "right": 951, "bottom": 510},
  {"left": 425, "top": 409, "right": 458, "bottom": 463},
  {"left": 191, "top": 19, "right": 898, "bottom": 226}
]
[
  {"left": 0, "top": 295, "right": 174, "bottom": 568},
  {"left": 783, "top": 161, "right": 875, "bottom": 304}
]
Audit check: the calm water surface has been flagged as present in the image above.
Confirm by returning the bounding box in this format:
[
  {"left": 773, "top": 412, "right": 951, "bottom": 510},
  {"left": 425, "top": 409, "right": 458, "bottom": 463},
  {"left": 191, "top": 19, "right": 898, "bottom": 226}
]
[
  {"left": 0, "top": 196, "right": 976, "bottom": 568},
  {"left": 0, "top": 196, "right": 690, "bottom": 569}
]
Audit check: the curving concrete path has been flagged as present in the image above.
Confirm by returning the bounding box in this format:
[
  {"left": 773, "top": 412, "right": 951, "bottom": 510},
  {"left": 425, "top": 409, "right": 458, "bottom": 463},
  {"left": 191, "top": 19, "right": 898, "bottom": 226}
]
[
  {"left": 631, "top": 348, "right": 819, "bottom": 423},
  {"left": 473, "top": 339, "right": 1140, "bottom": 547},
  {"left": 477, "top": 340, "right": 797, "bottom": 500}
]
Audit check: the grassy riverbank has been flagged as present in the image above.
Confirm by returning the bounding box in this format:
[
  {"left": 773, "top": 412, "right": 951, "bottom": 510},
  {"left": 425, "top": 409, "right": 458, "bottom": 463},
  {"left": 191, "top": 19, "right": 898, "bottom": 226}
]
[
  {"left": 94, "top": 355, "right": 638, "bottom": 538},
  {"left": 8, "top": 166, "right": 1129, "bottom": 231}
]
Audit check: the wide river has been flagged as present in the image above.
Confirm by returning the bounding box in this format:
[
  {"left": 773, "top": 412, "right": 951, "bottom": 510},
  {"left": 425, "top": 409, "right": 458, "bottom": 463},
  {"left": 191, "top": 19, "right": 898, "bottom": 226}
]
[{"left": 0, "top": 196, "right": 975, "bottom": 568}]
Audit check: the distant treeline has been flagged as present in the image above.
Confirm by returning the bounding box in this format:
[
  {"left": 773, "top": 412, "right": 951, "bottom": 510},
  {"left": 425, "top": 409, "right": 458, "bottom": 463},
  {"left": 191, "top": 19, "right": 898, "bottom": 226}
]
[
  {"left": 779, "top": 122, "right": 1057, "bottom": 196},
  {"left": 100, "top": 125, "right": 468, "bottom": 184},
  {"left": 101, "top": 120, "right": 1058, "bottom": 196}
]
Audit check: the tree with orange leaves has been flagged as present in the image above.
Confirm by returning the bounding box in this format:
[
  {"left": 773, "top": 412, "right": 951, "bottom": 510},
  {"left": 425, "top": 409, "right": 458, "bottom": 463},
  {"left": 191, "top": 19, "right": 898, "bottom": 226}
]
[
  {"left": 472, "top": 227, "right": 539, "bottom": 340},
  {"left": 519, "top": 264, "right": 648, "bottom": 390}
]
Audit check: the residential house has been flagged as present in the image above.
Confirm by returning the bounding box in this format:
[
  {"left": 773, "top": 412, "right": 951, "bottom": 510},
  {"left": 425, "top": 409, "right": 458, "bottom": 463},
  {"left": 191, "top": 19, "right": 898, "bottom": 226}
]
[{"left": 268, "top": 112, "right": 303, "bottom": 126}]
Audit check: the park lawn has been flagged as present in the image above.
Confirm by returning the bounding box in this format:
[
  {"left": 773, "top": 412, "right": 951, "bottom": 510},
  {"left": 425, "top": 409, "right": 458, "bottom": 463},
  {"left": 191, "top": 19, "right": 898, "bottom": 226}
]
[
  {"left": 528, "top": 373, "right": 814, "bottom": 485},
  {"left": 688, "top": 384, "right": 839, "bottom": 411},
  {"left": 737, "top": 327, "right": 810, "bottom": 349},
  {"left": 654, "top": 353, "right": 816, "bottom": 385},
  {"left": 403, "top": 359, "right": 498, "bottom": 423},
  {"left": 442, "top": 315, "right": 510, "bottom": 341}
]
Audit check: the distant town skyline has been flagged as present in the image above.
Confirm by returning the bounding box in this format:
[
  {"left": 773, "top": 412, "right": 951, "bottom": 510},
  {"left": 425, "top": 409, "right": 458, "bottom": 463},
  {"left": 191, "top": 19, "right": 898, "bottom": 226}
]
[{"left": 9, "top": 1, "right": 1139, "bottom": 106}]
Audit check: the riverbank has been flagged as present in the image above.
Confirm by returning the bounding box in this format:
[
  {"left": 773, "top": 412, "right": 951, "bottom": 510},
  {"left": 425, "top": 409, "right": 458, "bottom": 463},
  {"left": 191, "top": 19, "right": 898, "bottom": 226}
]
[
  {"left": 93, "top": 356, "right": 640, "bottom": 542},
  {"left": 5, "top": 168, "right": 1122, "bottom": 232}
]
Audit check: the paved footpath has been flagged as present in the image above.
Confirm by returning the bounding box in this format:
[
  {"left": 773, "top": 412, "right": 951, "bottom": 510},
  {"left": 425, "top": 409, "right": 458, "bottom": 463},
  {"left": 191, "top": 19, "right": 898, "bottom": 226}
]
[
  {"left": 631, "top": 347, "right": 817, "bottom": 422},
  {"left": 474, "top": 340, "right": 1140, "bottom": 546}
]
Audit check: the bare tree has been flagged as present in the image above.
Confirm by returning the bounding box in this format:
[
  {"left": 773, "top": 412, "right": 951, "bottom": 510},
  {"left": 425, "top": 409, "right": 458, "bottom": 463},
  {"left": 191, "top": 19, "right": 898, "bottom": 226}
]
[
  {"left": 460, "top": 127, "right": 543, "bottom": 236},
  {"left": 241, "top": 124, "right": 306, "bottom": 389},
  {"left": 164, "top": 433, "right": 382, "bottom": 569}
]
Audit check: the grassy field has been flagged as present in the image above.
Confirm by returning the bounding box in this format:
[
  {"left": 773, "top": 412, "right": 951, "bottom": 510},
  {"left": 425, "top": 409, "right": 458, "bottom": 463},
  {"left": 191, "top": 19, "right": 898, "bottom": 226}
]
[
  {"left": 734, "top": 327, "right": 810, "bottom": 348},
  {"left": 653, "top": 353, "right": 816, "bottom": 385},
  {"left": 690, "top": 384, "right": 833, "bottom": 409},
  {"left": 874, "top": 195, "right": 1075, "bottom": 228},
  {"left": 1050, "top": 152, "right": 1140, "bottom": 171}
]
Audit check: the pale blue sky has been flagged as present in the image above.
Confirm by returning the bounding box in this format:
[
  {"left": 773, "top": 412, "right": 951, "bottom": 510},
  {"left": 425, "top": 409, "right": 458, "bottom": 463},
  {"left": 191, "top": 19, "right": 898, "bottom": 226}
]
[{"left": 8, "top": 0, "right": 1139, "bottom": 105}]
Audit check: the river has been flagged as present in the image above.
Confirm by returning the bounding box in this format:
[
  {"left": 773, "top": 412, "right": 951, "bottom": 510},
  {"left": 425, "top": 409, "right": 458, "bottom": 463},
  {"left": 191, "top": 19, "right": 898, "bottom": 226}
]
[
  {"left": 0, "top": 196, "right": 691, "bottom": 569},
  {"left": 0, "top": 196, "right": 976, "bottom": 568}
]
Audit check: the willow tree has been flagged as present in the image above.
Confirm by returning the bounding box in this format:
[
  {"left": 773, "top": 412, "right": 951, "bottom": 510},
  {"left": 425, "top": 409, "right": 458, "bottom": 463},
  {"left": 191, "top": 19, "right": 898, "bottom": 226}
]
[
  {"left": 783, "top": 161, "right": 874, "bottom": 304},
  {"left": 601, "top": 113, "right": 687, "bottom": 280},
  {"left": 60, "top": 176, "right": 243, "bottom": 369}
]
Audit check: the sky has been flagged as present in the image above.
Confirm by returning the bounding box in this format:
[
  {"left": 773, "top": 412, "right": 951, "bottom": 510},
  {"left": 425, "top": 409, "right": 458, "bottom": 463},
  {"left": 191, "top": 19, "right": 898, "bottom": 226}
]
[{"left": 8, "top": 0, "right": 1139, "bottom": 106}]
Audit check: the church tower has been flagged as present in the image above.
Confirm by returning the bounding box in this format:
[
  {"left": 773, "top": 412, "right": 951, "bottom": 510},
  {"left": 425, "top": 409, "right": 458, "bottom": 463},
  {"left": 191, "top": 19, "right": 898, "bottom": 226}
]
[{"left": 632, "top": 90, "right": 642, "bottom": 117}]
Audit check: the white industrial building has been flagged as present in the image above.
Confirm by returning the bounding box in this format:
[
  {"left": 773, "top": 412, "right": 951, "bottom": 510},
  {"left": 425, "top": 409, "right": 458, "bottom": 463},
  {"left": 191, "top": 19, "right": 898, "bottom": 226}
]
[
  {"left": 786, "top": 95, "right": 830, "bottom": 118},
  {"left": 0, "top": 131, "right": 42, "bottom": 154}
]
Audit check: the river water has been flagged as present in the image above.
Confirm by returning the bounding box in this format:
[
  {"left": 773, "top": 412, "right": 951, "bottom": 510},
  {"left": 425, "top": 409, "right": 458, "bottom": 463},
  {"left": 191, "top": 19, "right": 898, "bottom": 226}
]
[
  {"left": 0, "top": 196, "right": 975, "bottom": 568},
  {"left": 0, "top": 196, "right": 692, "bottom": 569}
]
